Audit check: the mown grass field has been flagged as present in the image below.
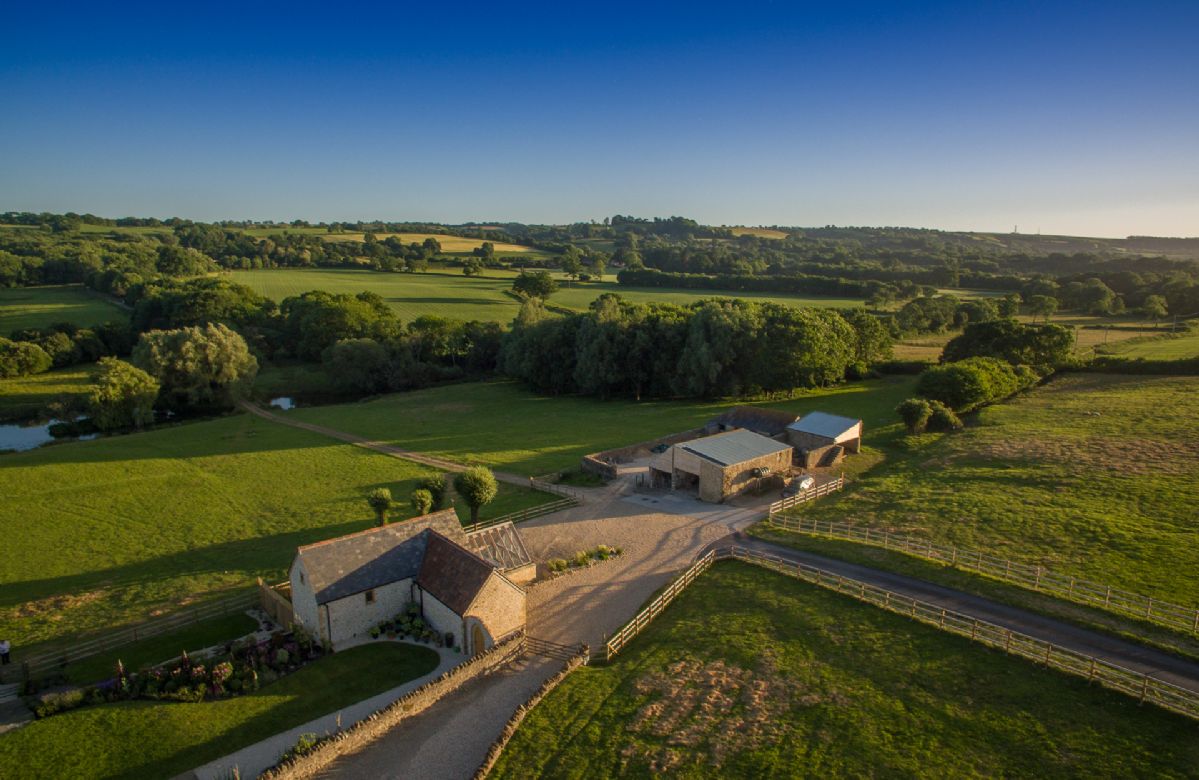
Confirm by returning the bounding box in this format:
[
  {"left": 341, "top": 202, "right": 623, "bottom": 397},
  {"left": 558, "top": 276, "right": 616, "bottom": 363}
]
[
  {"left": 0, "top": 412, "right": 552, "bottom": 646},
  {"left": 0, "top": 364, "right": 94, "bottom": 421},
  {"left": 0, "top": 284, "right": 126, "bottom": 335},
  {"left": 0, "top": 642, "right": 440, "bottom": 780},
  {"left": 289, "top": 377, "right": 915, "bottom": 477},
  {"left": 231, "top": 268, "right": 864, "bottom": 324},
  {"left": 491, "top": 562, "right": 1198, "bottom": 779},
  {"left": 236, "top": 227, "right": 548, "bottom": 256},
  {"left": 1098, "top": 324, "right": 1199, "bottom": 359},
  {"left": 776, "top": 374, "right": 1199, "bottom": 604}
]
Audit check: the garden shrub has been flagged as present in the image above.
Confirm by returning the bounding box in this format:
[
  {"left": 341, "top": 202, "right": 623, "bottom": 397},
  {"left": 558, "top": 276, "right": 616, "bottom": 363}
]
[
  {"left": 573, "top": 550, "right": 590, "bottom": 567},
  {"left": 916, "top": 356, "right": 1037, "bottom": 411},
  {"left": 926, "top": 400, "right": 963, "bottom": 431},
  {"left": 895, "top": 397, "right": 933, "bottom": 434}
]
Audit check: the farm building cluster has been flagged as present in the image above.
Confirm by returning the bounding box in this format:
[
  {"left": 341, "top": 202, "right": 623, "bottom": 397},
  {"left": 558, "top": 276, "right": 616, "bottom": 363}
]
[
  {"left": 285, "top": 510, "right": 534, "bottom": 653},
  {"left": 599, "top": 407, "right": 863, "bottom": 503}
]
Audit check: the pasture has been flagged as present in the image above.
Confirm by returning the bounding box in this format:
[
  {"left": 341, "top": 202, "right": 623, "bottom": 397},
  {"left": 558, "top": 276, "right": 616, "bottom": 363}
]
[
  {"left": 1097, "top": 324, "right": 1199, "bottom": 359},
  {"left": 775, "top": 374, "right": 1199, "bottom": 604},
  {"left": 0, "top": 284, "right": 126, "bottom": 335},
  {"left": 231, "top": 268, "right": 864, "bottom": 324},
  {"left": 0, "top": 412, "right": 552, "bottom": 646},
  {"left": 0, "top": 642, "right": 440, "bottom": 780},
  {"left": 728, "top": 226, "right": 789, "bottom": 239},
  {"left": 288, "top": 376, "right": 915, "bottom": 477},
  {"left": 490, "top": 561, "right": 1198, "bottom": 779},
  {"left": 0, "top": 364, "right": 94, "bottom": 421}
]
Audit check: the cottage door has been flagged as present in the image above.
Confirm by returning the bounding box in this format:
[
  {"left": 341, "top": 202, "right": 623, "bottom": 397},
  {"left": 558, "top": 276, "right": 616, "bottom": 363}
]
[{"left": 472, "top": 623, "right": 486, "bottom": 656}]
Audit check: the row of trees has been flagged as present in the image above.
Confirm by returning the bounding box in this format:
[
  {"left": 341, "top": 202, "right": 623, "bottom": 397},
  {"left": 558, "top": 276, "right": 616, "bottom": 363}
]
[{"left": 499, "top": 296, "right": 892, "bottom": 400}]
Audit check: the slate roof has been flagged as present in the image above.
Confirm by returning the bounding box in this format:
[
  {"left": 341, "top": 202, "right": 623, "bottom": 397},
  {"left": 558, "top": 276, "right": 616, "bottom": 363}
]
[
  {"left": 466, "top": 522, "right": 534, "bottom": 571},
  {"left": 417, "top": 531, "right": 497, "bottom": 615},
  {"left": 711, "top": 406, "right": 798, "bottom": 437},
  {"left": 787, "top": 412, "right": 862, "bottom": 440},
  {"left": 680, "top": 428, "right": 792, "bottom": 468},
  {"left": 295, "top": 509, "right": 466, "bottom": 605}
]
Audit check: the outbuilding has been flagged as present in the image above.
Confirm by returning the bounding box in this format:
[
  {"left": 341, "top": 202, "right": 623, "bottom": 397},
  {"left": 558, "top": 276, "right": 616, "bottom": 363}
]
[
  {"left": 786, "top": 412, "right": 863, "bottom": 468},
  {"left": 649, "top": 428, "right": 793, "bottom": 502},
  {"left": 288, "top": 509, "right": 527, "bottom": 654}
]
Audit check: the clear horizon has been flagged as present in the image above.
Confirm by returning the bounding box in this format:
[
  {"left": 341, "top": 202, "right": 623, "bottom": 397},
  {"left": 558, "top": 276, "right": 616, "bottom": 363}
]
[{"left": 2, "top": 1, "right": 1196, "bottom": 239}]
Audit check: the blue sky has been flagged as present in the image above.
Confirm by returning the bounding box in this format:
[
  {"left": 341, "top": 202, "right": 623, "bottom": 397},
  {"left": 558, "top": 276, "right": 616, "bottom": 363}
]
[{"left": 1, "top": 1, "right": 1196, "bottom": 236}]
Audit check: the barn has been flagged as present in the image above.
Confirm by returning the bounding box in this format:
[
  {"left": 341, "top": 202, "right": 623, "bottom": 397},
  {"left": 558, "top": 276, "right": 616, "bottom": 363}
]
[
  {"left": 786, "top": 412, "right": 863, "bottom": 468},
  {"left": 289, "top": 510, "right": 529, "bottom": 654},
  {"left": 649, "top": 428, "right": 793, "bottom": 502}
]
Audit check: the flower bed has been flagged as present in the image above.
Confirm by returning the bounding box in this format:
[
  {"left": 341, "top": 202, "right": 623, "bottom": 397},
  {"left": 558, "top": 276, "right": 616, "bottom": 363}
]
[
  {"left": 368, "top": 601, "right": 458, "bottom": 651},
  {"left": 545, "top": 545, "right": 624, "bottom": 577},
  {"left": 27, "top": 626, "right": 324, "bottom": 720}
]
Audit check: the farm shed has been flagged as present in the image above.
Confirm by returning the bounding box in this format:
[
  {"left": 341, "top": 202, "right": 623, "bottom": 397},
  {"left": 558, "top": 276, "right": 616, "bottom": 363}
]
[
  {"left": 786, "top": 412, "right": 863, "bottom": 468},
  {"left": 708, "top": 406, "right": 798, "bottom": 439},
  {"left": 649, "top": 428, "right": 793, "bottom": 503},
  {"left": 289, "top": 509, "right": 527, "bottom": 653}
]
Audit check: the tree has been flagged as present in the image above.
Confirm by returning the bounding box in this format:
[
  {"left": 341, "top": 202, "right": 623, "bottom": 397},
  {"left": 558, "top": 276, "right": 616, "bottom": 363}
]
[
  {"left": 1027, "top": 295, "right": 1058, "bottom": 323},
  {"left": 472, "top": 242, "right": 495, "bottom": 260},
  {"left": 840, "top": 309, "right": 893, "bottom": 368},
  {"left": 896, "top": 398, "right": 933, "bottom": 434},
  {"left": 1140, "top": 295, "right": 1168, "bottom": 327},
  {"left": 462, "top": 258, "right": 484, "bottom": 277},
  {"left": 997, "top": 293, "right": 1022, "bottom": 318},
  {"left": 132, "top": 323, "right": 258, "bottom": 411},
  {"left": 916, "top": 357, "right": 1036, "bottom": 412},
  {"left": 942, "top": 319, "right": 1073, "bottom": 371},
  {"left": 0, "top": 337, "right": 52, "bottom": 378},
  {"left": 560, "top": 246, "right": 583, "bottom": 284},
  {"left": 453, "top": 466, "right": 498, "bottom": 524},
  {"left": 418, "top": 474, "right": 448, "bottom": 509},
  {"left": 410, "top": 488, "right": 434, "bottom": 515},
  {"left": 87, "top": 358, "right": 159, "bottom": 430},
  {"left": 512, "top": 271, "right": 559, "bottom": 299},
  {"left": 591, "top": 254, "right": 607, "bottom": 279},
  {"left": 367, "top": 488, "right": 393, "bottom": 526},
  {"left": 322, "top": 338, "right": 390, "bottom": 393}
]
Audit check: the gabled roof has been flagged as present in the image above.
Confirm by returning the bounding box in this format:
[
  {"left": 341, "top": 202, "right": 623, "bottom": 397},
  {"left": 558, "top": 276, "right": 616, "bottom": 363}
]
[
  {"left": 711, "top": 406, "right": 798, "bottom": 437},
  {"left": 417, "top": 531, "right": 497, "bottom": 615},
  {"left": 295, "top": 509, "right": 465, "bottom": 605},
  {"left": 466, "top": 522, "right": 533, "bottom": 571},
  {"left": 787, "top": 412, "right": 862, "bottom": 440},
  {"left": 680, "top": 428, "right": 792, "bottom": 468}
]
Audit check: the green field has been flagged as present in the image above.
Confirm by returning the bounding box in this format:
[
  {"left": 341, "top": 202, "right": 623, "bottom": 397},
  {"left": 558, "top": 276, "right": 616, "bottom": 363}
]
[
  {"left": 0, "top": 412, "right": 552, "bottom": 646},
  {"left": 231, "top": 268, "right": 864, "bottom": 324},
  {"left": 0, "top": 364, "right": 94, "bottom": 421},
  {"left": 491, "top": 561, "right": 1198, "bottom": 779},
  {"left": 287, "top": 377, "right": 914, "bottom": 477},
  {"left": 0, "top": 284, "right": 126, "bottom": 335},
  {"left": 0, "top": 642, "right": 441, "bottom": 780},
  {"left": 776, "top": 374, "right": 1199, "bottom": 604},
  {"left": 1098, "top": 324, "right": 1199, "bottom": 359}
]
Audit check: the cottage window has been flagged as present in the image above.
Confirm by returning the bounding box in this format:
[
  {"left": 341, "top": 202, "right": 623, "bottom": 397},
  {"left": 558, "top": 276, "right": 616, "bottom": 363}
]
[
  {"left": 365, "top": 589, "right": 376, "bottom": 604},
  {"left": 299, "top": 573, "right": 304, "bottom": 584}
]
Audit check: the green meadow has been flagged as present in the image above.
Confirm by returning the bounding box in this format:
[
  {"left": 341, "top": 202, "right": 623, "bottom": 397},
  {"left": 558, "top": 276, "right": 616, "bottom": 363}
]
[
  {"left": 0, "top": 284, "right": 126, "bottom": 335},
  {"left": 491, "top": 561, "right": 1199, "bottom": 779}
]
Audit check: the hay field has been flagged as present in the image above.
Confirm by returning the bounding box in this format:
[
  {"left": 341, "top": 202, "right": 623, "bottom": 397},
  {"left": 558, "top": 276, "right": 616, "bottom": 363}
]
[{"left": 728, "top": 226, "right": 789, "bottom": 239}]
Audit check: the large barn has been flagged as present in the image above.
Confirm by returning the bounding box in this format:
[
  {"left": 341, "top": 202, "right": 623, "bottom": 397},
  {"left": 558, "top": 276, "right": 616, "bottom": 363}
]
[
  {"left": 288, "top": 510, "right": 530, "bottom": 653},
  {"left": 649, "top": 428, "right": 793, "bottom": 502}
]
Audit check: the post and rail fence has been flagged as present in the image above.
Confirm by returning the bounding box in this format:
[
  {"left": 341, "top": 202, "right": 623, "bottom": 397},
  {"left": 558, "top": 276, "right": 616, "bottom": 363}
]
[
  {"left": 767, "top": 475, "right": 845, "bottom": 514},
  {"left": 601, "top": 545, "right": 1199, "bottom": 721},
  {"left": 15, "top": 590, "right": 258, "bottom": 683},
  {"left": 764, "top": 514, "right": 1199, "bottom": 637}
]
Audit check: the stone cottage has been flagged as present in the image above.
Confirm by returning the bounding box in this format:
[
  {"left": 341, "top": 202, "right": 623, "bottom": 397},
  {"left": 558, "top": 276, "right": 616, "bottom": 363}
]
[{"left": 288, "top": 509, "right": 529, "bottom": 654}]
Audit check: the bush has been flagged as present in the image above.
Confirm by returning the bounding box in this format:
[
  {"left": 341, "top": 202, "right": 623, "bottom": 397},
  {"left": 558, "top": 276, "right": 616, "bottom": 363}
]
[
  {"left": 418, "top": 474, "right": 448, "bottom": 509},
  {"left": 410, "top": 488, "right": 434, "bottom": 515},
  {"left": 896, "top": 398, "right": 933, "bottom": 434},
  {"left": 34, "top": 689, "right": 86, "bottom": 718},
  {"left": 573, "top": 550, "right": 590, "bottom": 568},
  {"left": 926, "top": 400, "right": 963, "bottom": 432},
  {"left": 0, "top": 337, "right": 52, "bottom": 378},
  {"left": 547, "top": 558, "right": 568, "bottom": 573},
  {"left": 916, "top": 356, "right": 1036, "bottom": 411},
  {"left": 280, "top": 732, "right": 321, "bottom": 763}
]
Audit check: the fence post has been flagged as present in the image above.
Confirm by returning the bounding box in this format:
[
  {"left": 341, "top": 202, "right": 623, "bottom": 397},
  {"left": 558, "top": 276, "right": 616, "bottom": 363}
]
[
  {"left": 1043, "top": 642, "right": 1051, "bottom": 666},
  {"left": 1034, "top": 567, "right": 1042, "bottom": 590},
  {"left": 1005, "top": 630, "right": 1012, "bottom": 652},
  {"left": 971, "top": 619, "right": 978, "bottom": 640},
  {"left": 1146, "top": 598, "right": 1153, "bottom": 619},
  {"left": 939, "top": 609, "right": 946, "bottom": 628},
  {"left": 1105, "top": 586, "right": 1112, "bottom": 607},
  {"left": 1089, "top": 657, "right": 1097, "bottom": 681},
  {"left": 883, "top": 530, "right": 889, "bottom": 549},
  {"left": 1141, "top": 675, "right": 1149, "bottom": 704},
  {"left": 951, "top": 546, "right": 958, "bottom": 566}
]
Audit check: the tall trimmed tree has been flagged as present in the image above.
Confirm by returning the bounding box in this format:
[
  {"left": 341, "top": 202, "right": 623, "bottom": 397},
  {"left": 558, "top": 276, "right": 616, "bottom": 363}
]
[{"left": 453, "top": 466, "right": 498, "bottom": 524}]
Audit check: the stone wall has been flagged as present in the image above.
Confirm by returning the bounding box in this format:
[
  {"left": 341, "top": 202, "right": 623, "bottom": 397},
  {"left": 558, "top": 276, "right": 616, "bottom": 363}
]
[
  {"left": 581, "top": 427, "right": 707, "bottom": 478},
  {"left": 325, "top": 578, "right": 413, "bottom": 647},
  {"left": 719, "top": 448, "right": 793, "bottom": 499},
  {"left": 472, "top": 650, "right": 590, "bottom": 779},
  {"left": 259, "top": 633, "right": 527, "bottom": 780},
  {"left": 418, "top": 587, "right": 465, "bottom": 646},
  {"left": 466, "top": 573, "right": 526, "bottom": 653}
]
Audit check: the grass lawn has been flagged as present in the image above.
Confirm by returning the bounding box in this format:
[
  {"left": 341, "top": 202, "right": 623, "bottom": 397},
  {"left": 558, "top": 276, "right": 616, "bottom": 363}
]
[
  {"left": 230, "top": 269, "right": 864, "bottom": 325},
  {"left": 0, "top": 284, "right": 126, "bottom": 335},
  {"left": 0, "top": 364, "right": 94, "bottom": 422},
  {"left": 776, "top": 374, "right": 1199, "bottom": 604},
  {"left": 1097, "top": 323, "right": 1199, "bottom": 359},
  {"left": 288, "top": 376, "right": 917, "bottom": 476},
  {"left": 58, "top": 612, "right": 260, "bottom": 686},
  {"left": 0, "top": 412, "right": 552, "bottom": 647},
  {"left": 0, "top": 642, "right": 441, "bottom": 780},
  {"left": 491, "top": 562, "right": 1198, "bottom": 779}
]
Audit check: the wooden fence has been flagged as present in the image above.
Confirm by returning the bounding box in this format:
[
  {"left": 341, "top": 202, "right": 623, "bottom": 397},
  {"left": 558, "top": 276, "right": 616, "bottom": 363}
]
[
  {"left": 767, "top": 475, "right": 845, "bottom": 514},
  {"left": 765, "top": 514, "right": 1199, "bottom": 636},
  {"left": 604, "top": 550, "right": 715, "bottom": 661},
  {"left": 257, "top": 578, "right": 295, "bottom": 628},
  {"left": 721, "top": 545, "right": 1199, "bottom": 721},
  {"left": 17, "top": 590, "right": 257, "bottom": 681},
  {"left": 463, "top": 497, "right": 577, "bottom": 534},
  {"left": 528, "top": 477, "right": 583, "bottom": 501}
]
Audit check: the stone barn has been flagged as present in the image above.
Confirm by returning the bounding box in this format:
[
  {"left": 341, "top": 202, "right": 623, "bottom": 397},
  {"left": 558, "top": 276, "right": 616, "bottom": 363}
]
[
  {"left": 288, "top": 509, "right": 529, "bottom": 654},
  {"left": 708, "top": 406, "right": 798, "bottom": 439},
  {"left": 786, "top": 412, "right": 863, "bottom": 469},
  {"left": 649, "top": 428, "right": 793, "bottom": 502}
]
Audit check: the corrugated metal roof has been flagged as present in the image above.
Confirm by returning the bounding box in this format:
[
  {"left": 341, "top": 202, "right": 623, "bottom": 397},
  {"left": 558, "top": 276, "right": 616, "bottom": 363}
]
[
  {"left": 711, "top": 406, "right": 798, "bottom": 437},
  {"left": 787, "top": 411, "right": 861, "bottom": 440},
  {"left": 680, "top": 428, "right": 791, "bottom": 467}
]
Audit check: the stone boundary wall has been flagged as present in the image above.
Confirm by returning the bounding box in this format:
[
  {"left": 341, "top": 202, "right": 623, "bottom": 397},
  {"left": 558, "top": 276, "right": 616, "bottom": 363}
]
[
  {"left": 581, "top": 427, "right": 706, "bottom": 478},
  {"left": 259, "top": 633, "right": 527, "bottom": 779},
  {"left": 472, "top": 650, "right": 590, "bottom": 779}
]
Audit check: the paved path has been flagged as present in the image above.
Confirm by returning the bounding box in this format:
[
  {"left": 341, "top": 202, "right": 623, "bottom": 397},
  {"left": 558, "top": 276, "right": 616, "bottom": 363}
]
[
  {"left": 719, "top": 534, "right": 1199, "bottom": 693},
  {"left": 238, "top": 402, "right": 530, "bottom": 487}
]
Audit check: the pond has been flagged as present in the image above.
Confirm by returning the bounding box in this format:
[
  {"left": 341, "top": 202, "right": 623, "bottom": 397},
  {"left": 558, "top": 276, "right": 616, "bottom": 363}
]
[
  {"left": 0, "top": 418, "right": 98, "bottom": 453},
  {"left": 269, "top": 397, "right": 296, "bottom": 410}
]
